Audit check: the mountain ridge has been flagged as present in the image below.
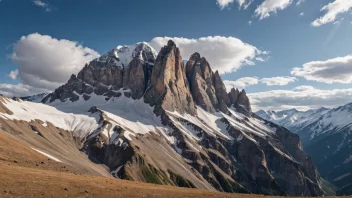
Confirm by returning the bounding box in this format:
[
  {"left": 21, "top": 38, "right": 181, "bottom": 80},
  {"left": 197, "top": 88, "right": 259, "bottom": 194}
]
[
  {"left": 257, "top": 104, "right": 352, "bottom": 195},
  {"left": 0, "top": 40, "right": 331, "bottom": 196}
]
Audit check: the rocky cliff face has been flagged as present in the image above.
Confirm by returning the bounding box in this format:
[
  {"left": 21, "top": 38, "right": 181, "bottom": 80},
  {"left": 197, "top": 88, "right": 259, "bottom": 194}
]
[
  {"left": 37, "top": 40, "right": 330, "bottom": 196},
  {"left": 144, "top": 40, "right": 196, "bottom": 115},
  {"left": 43, "top": 42, "right": 157, "bottom": 103}
]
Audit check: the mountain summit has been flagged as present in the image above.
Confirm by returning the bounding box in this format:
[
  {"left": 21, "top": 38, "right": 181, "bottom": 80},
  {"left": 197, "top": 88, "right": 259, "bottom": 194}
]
[{"left": 1, "top": 41, "right": 330, "bottom": 196}]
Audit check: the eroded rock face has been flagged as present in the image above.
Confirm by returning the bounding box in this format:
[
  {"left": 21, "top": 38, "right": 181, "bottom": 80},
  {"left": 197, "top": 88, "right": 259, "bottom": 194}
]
[
  {"left": 185, "top": 53, "right": 218, "bottom": 113},
  {"left": 43, "top": 43, "right": 157, "bottom": 103},
  {"left": 144, "top": 40, "right": 196, "bottom": 115},
  {"left": 185, "top": 53, "right": 252, "bottom": 114},
  {"left": 237, "top": 90, "right": 251, "bottom": 112}
]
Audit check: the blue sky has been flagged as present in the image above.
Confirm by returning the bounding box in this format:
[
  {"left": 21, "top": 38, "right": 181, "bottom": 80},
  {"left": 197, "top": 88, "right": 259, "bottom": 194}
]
[{"left": 1, "top": 0, "right": 352, "bottom": 110}]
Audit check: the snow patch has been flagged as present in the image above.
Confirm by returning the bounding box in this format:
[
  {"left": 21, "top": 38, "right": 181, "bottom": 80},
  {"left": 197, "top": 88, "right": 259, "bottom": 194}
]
[{"left": 31, "top": 148, "right": 62, "bottom": 162}]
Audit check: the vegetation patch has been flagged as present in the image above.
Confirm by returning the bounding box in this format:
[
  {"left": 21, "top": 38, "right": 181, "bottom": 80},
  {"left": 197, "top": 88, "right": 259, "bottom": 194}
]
[{"left": 168, "top": 170, "right": 196, "bottom": 188}]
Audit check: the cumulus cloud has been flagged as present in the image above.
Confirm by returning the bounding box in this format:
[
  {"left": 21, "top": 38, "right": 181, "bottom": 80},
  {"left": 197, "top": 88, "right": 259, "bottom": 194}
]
[
  {"left": 150, "top": 36, "right": 268, "bottom": 74},
  {"left": 254, "top": 0, "right": 293, "bottom": 20},
  {"left": 312, "top": 0, "right": 352, "bottom": 27},
  {"left": 33, "top": 0, "right": 51, "bottom": 12},
  {"left": 10, "top": 33, "right": 99, "bottom": 91},
  {"left": 248, "top": 86, "right": 352, "bottom": 111},
  {"left": 216, "top": 0, "right": 234, "bottom": 9},
  {"left": 260, "top": 76, "right": 297, "bottom": 86},
  {"left": 2, "top": 33, "right": 99, "bottom": 97},
  {"left": 291, "top": 55, "right": 352, "bottom": 84},
  {"left": 223, "top": 77, "right": 259, "bottom": 91},
  {"left": 8, "top": 69, "right": 19, "bottom": 80},
  {"left": 0, "top": 84, "right": 50, "bottom": 97}
]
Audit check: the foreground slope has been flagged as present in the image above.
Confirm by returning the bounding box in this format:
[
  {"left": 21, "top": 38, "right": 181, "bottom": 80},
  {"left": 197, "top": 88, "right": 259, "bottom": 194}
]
[
  {"left": 0, "top": 131, "right": 341, "bottom": 198},
  {"left": 1, "top": 41, "right": 330, "bottom": 196}
]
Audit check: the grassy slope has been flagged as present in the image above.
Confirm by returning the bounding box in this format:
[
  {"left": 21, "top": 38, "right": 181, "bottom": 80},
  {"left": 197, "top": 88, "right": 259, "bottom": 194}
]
[{"left": 0, "top": 131, "right": 346, "bottom": 198}]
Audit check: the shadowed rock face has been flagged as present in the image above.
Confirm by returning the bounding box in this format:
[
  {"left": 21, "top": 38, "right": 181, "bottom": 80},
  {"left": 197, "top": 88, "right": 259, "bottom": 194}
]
[
  {"left": 34, "top": 40, "right": 330, "bottom": 196},
  {"left": 144, "top": 40, "right": 197, "bottom": 116},
  {"left": 185, "top": 53, "right": 218, "bottom": 113}
]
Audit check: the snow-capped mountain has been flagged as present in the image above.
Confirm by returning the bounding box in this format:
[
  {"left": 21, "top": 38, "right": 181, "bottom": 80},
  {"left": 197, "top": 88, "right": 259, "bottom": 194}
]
[
  {"left": 256, "top": 108, "right": 330, "bottom": 132},
  {"left": 257, "top": 105, "right": 352, "bottom": 195},
  {"left": 294, "top": 103, "right": 352, "bottom": 195},
  {"left": 0, "top": 41, "right": 333, "bottom": 196}
]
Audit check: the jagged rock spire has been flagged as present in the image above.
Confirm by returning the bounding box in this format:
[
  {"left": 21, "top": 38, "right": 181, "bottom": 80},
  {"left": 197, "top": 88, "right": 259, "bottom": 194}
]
[{"left": 144, "top": 40, "right": 197, "bottom": 115}]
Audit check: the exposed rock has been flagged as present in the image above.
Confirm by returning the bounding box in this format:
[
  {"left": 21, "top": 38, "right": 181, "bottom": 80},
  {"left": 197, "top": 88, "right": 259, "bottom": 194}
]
[
  {"left": 236, "top": 90, "right": 251, "bottom": 112},
  {"left": 228, "top": 88, "right": 240, "bottom": 105},
  {"left": 185, "top": 53, "right": 218, "bottom": 113},
  {"left": 42, "top": 43, "right": 157, "bottom": 103},
  {"left": 144, "top": 40, "right": 196, "bottom": 115},
  {"left": 212, "top": 71, "right": 231, "bottom": 113}
]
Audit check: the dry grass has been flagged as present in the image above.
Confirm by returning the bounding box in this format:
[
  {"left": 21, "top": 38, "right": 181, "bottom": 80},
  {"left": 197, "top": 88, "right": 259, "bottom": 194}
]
[{"left": 0, "top": 130, "right": 349, "bottom": 198}]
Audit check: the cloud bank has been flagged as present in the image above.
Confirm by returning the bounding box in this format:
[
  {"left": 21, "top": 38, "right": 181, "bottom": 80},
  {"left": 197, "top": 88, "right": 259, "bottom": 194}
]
[
  {"left": 249, "top": 86, "right": 352, "bottom": 111},
  {"left": 312, "top": 0, "right": 352, "bottom": 26},
  {"left": 4, "top": 33, "right": 99, "bottom": 97},
  {"left": 260, "top": 76, "right": 297, "bottom": 86},
  {"left": 291, "top": 55, "right": 352, "bottom": 84},
  {"left": 224, "top": 77, "right": 259, "bottom": 91}
]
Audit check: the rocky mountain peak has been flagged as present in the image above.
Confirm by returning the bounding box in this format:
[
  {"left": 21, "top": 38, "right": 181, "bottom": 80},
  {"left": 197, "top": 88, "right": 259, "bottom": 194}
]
[
  {"left": 167, "top": 39, "right": 176, "bottom": 47},
  {"left": 237, "top": 89, "right": 251, "bottom": 112},
  {"left": 144, "top": 40, "right": 197, "bottom": 115},
  {"left": 43, "top": 40, "right": 253, "bottom": 115}
]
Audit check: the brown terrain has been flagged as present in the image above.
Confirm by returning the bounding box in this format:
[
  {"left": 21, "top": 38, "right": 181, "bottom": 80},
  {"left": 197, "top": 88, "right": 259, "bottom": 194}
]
[{"left": 0, "top": 131, "right": 348, "bottom": 198}]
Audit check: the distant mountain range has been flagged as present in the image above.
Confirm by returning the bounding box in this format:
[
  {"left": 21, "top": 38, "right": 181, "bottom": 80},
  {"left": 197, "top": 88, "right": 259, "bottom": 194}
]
[{"left": 257, "top": 105, "right": 352, "bottom": 195}]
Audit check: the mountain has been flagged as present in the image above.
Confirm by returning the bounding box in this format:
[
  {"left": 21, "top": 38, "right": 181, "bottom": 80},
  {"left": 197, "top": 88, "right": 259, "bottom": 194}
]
[
  {"left": 0, "top": 41, "right": 332, "bottom": 196},
  {"left": 18, "top": 93, "right": 48, "bottom": 102},
  {"left": 257, "top": 105, "right": 352, "bottom": 195},
  {"left": 256, "top": 108, "right": 330, "bottom": 133}
]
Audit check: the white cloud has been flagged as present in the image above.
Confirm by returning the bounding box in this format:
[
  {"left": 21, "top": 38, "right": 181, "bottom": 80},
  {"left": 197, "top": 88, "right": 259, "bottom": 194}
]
[
  {"left": 216, "top": 0, "right": 252, "bottom": 9},
  {"left": 223, "top": 77, "right": 259, "bottom": 91},
  {"left": 254, "top": 0, "right": 293, "bottom": 20},
  {"left": 248, "top": 20, "right": 252, "bottom": 25},
  {"left": 33, "top": 0, "right": 51, "bottom": 12},
  {"left": 296, "top": 0, "right": 305, "bottom": 6},
  {"left": 150, "top": 36, "right": 268, "bottom": 74},
  {"left": 8, "top": 69, "right": 19, "bottom": 80},
  {"left": 0, "top": 84, "right": 50, "bottom": 97},
  {"left": 216, "top": 0, "right": 234, "bottom": 9},
  {"left": 291, "top": 55, "right": 352, "bottom": 84},
  {"left": 249, "top": 86, "right": 352, "bottom": 111},
  {"left": 4, "top": 33, "right": 99, "bottom": 97},
  {"left": 312, "top": 0, "right": 352, "bottom": 27},
  {"left": 260, "top": 76, "right": 297, "bottom": 86},
  {"left": 299, "top": 12, "right": 304, "bottom": 16},
  {"left": 237, "top": 0, "right": 253, "bottom": 9}
]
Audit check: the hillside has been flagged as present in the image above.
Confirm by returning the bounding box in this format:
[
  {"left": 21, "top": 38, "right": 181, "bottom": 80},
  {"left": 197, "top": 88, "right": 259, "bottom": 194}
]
[{"left": 0, "top": 131, "right": 343, "bottom": 198}]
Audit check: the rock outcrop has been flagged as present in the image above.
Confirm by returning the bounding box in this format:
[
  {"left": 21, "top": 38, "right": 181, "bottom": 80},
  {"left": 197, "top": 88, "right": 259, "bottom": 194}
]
[
  {"left": 228, "top": 88, "right": 251, "bottom": 112},
  {"left": 43, "top": 42, "right": 157, "bottom": 103},
  {"left": 144, "top": 40, "right": 196, "bottom": 115},
  {"left": 185, "top": 53, "right": 251, "bottom": 113},
  {"left": 185, "top": 53, "right": 218, "bottom": 113}
]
